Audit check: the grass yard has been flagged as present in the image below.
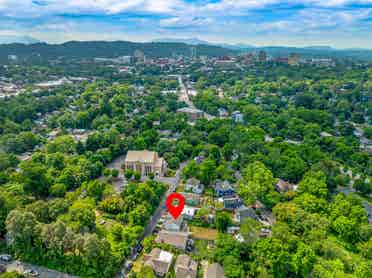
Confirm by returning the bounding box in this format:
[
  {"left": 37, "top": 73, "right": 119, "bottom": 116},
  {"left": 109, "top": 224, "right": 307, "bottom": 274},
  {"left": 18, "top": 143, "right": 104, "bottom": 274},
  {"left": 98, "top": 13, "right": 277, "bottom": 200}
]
[
  {"left": 177, "top": 184, "right": 185, "bottom": 192},
  {"left": 190, "top": 226, "right": 218, "bottom": 240}
]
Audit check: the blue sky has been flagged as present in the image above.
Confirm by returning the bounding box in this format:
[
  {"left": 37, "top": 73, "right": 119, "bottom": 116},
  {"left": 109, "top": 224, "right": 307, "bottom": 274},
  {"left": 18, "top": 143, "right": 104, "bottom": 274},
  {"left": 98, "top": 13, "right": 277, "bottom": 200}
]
[{"left": 0, "top": 0, "right": 372, "bottom": 48}]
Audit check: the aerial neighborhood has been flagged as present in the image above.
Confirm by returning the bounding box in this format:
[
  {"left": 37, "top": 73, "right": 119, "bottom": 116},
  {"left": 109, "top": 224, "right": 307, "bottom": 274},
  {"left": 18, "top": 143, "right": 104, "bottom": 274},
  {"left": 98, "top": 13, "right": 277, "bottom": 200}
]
[{"left": 0, "top": 35, "right": 371, "bottom": 278}]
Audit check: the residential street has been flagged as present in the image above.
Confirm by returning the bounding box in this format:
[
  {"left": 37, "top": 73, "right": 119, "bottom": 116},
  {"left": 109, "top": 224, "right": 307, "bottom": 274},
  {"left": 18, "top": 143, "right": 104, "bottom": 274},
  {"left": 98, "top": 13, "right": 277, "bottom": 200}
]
[
  {"left": 177, "top": 74, "right": 215, "bottom": 120},
  {"left": 115, "top": 161, "right": 187, "bottom": 278},
  {"left": 1, "top": 261, "right": 78, "bottom": 278}
]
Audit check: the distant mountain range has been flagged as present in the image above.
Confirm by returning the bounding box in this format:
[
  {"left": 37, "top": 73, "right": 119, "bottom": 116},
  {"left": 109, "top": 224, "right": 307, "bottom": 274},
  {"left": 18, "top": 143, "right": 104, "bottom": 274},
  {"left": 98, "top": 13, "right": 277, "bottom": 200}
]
[
  {"left": 152, "top": 38, "right": 255, "bottom": 50},
  {"left": 152, "top": 38, "right": 372, "bottom": 54},
  {"left": 303, "top": 46, "right": 335, "bottom": 51},
  {"left": 0, "top": 35, "right": 42, "bottom": 45}
]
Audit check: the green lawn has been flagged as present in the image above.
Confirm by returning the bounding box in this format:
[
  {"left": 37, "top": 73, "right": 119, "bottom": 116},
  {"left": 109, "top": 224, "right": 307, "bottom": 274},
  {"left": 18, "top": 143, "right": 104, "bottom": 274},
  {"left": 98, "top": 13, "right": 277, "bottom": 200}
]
[{"left": 190, "top": 226, "right": 218, "bottom": 240}]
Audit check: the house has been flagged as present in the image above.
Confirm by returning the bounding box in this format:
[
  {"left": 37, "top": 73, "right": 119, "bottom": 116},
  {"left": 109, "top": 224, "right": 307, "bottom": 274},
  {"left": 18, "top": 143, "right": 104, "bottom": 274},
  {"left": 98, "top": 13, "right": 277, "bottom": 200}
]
[
  {"left": 275, "top": 179, "right": 291, "bottom": 193},
  {"left": 164, "top": 214, "right": 185, "bottom": 232},
  {"left": 175, "top": 255, "right": 198, "bottom": 278},
  {"left": 227, "top": 226, "right": 240, "bottom": 234},
  {"left": 251, "top": 200, "right": 265, "bottom": 210},
  {"left": 231, "top": 111, "right": 244, "bottom": 123},
  {"left": 124, "top": 150, "right": 167, "bottom": 177},
  {"left": 47, "top": 128, "right": 61, "bottom": 140},
  {"left": 155, "top": 230, "right": 190, "bottom": 251},
  {"left": 185, "top": 178, "right": 204, "bottom": 194},
  {"left": 235, "top": 205, "right": 258, "bottom": 224},
  {"left": 158, "top": 130, "right": 172, "bottom": 137},
  {"left": 220, "top": 197, "right": 242, "bottom": 210},
  {"left": 182, "top": 192, "right": 201, "bottom": 207},
  {"left": 177, "top": 107, "right": 204, "bottom": 121},
  {"left": 144, "top": 248, "right": 173, "bottom": 277},
  {"left": 194, "top": 155, "right": 205, "bottom": 164},
  {"left": 265, "top": 135, "right": 274, "bottom": 143},
  {"left": 182, "top": 206, "right": 197, "bottom": 220},
  {"left": 260, "top": 228, "right": 271, "bottom": 237},
  {"left": 234, "top": 234, "right": 245, "bottom": 243},
  {"left": 218, "top": 108, "right": 229, "bottom": 118},
  {"left": 204, "top": 263, "right": 226, "bottom": 278},
  {"left": 275, "top": 179, "right": 298, "bottom": 193},
  {"left": 320, "top": 131, "right": 333, "bottom": 138},
  {"left": 17, "top": 153, "right": 31, "bottom": 162},
  {"left": 215, "top": 181, "right": 235, "bottom": 197}
]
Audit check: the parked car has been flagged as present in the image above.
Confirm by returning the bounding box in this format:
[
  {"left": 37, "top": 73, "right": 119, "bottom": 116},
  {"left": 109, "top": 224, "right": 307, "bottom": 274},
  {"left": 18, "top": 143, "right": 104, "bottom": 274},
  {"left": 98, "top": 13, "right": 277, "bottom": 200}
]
[
  {"left": 24, "top": 269, "right": 39, "bottom": 277},
  {"left": 99, "top": 219, "right": 106, "bottom": 225},
  {"left": 0, "top": 254, "right": 12, "bottom": 262},
  {"left": 135, "top": 243, "right": 143, "bottom": 253},
  {"left": 125, "top": 261, "right": 133, "bottom": 271}
]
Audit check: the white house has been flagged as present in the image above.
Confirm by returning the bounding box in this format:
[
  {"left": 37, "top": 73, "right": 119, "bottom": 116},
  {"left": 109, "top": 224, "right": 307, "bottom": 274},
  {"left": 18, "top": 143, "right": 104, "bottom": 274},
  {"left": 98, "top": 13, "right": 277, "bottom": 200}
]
[{"left": 182, "top": 206, "right": 197, "bottom": 220}]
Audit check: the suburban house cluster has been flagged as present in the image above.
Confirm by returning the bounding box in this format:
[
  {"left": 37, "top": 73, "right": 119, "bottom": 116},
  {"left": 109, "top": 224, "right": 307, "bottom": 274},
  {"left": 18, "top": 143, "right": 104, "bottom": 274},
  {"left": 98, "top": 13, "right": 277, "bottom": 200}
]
[
  {"left": 144, "top": 247, "right": 226, "bottom": 278},
  {"left": 124, "top": 150, "right": 299, "bottom": 277}
]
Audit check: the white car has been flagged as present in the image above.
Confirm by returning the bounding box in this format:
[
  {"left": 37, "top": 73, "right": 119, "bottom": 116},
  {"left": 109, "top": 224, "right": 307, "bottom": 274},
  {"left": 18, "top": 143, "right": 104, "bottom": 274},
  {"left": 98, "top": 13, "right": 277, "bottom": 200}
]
[
  {"left": 0, "top": 254, "right": 11, "bottom": 262},
  {"left": 24, "top": 269, "right": 40, "bottom": 277}
]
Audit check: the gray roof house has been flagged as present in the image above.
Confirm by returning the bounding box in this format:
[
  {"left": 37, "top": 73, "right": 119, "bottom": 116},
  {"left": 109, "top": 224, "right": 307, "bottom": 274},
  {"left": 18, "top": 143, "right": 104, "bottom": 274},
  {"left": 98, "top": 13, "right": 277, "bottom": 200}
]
[
  {"left": 175, "top": 255, "right": 198, "bottom": 278},
  {"left": 235, "top": 205, "right": 258, "bottom": 224},
  {"left": 221, "top": 197, "right": 242, "bottom": 210},
  {"left": 163, "top": 214, "right": 185, "bottom": 232},
  {"left": 155, "top": 230, "right": 190, "bottom": 251},
  {"left": 182, "top": 192, "right": 201, "bottom": 207},
  {"left": 185, "top": 178, "right": 204, "bottom": 194},
  {"left": 231, "top": 111, "right": 244, "bottom": 123}
]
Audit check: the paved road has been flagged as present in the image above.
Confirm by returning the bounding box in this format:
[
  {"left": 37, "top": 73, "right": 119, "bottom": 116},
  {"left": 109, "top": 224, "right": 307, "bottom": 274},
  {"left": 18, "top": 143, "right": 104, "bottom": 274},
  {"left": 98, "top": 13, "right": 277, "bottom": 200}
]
[
  {"left": 144, "top": 163, "right": 186, "bottom": 237},
  {"left": 115, "top": 162, "right": 187, "bottom": 278},
  {"left": 2, "top": 260, "right": 78, "bottom": 278},
  {"left": 178, "top": 75, "right": 195, "bottom": 109},
  {"left": 177, "top": 75, "right": 215, "bottom": 121}
]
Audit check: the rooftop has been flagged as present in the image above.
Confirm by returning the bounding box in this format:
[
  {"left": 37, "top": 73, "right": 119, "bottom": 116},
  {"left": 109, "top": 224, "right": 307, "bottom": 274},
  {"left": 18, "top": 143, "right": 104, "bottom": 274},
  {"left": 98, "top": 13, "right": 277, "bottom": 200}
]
[
  {"left": 144, "top": 248, "right": 173, "bottom": 275},
  {"left": 125, "top": 150, "right": 157, "bottom": 163},
  {"left": 182, "top": 206, "right": 197, "bottom": 217},
  {"left": 204, "top": 263, "right": 226, "bottom": 278},
  {"left": 159, "top": 250, "right": 173, "bottom": 263},
  {"left": 175, "top": 254, "right": 198, "bottom": 278},
  {"left": 155, "top": 230, "right": 189, "bottom": 249},
  {"left": 177, "top": 107, "right": 204, "bottom": 114}
]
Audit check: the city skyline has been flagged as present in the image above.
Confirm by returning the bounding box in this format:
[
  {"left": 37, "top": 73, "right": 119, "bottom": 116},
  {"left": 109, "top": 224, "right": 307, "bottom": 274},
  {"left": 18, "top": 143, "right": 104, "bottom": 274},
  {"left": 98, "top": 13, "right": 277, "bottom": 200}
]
[{"left": 0, "top": 0, "right": 372, "bottom": 48}]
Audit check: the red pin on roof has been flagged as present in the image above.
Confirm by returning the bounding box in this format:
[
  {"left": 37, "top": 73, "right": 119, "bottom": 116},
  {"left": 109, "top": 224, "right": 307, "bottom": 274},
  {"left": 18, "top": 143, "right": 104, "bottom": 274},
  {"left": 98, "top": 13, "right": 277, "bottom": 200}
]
[{"left": 166, "top": 193, "right": 185, "bottom": 220}]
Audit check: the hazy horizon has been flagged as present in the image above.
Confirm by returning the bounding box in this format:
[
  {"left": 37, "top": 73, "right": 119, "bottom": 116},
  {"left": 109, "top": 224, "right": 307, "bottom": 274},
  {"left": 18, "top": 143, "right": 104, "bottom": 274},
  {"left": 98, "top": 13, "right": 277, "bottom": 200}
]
[{"left": 1, "top": 1, "right": 372, "bottom": 48}]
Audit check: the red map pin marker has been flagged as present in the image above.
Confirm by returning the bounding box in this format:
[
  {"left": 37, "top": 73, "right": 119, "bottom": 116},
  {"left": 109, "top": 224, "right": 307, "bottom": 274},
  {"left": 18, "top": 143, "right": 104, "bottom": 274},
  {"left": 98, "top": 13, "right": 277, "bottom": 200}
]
[{"left": 166, "top": 193, "right": 185, "bottom": 220}]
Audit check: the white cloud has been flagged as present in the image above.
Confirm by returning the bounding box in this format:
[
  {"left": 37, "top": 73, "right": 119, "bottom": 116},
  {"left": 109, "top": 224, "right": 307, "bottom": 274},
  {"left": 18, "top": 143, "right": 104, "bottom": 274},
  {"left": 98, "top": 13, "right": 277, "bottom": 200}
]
[
  {"left": 1, "top": 0, "right": 372, "bottom": 18},
  {"left": 0, "top": 0, "right": 184, "bottom": 17},
  {"left": 160, "top": 16, "right": 213, "bottom": 28}
]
